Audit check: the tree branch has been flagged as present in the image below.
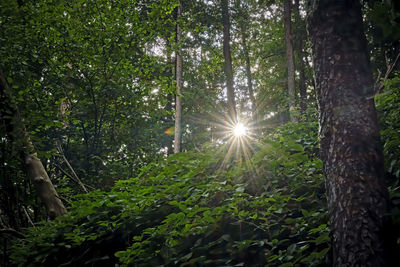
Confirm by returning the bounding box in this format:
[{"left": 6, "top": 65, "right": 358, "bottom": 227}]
[
  {"left": 375, "top": 51, "right": 400, "bottom": 95},
  {"left": 0, "top": 229, "right": 25, "bottom": 239},
  {"left": 56, "top": 142, "right": 89, "bottom": 193}
]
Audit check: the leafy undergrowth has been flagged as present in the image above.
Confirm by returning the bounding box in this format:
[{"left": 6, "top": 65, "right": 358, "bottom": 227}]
[
  {"left": 10, "top": 122, "right": 331, "bottom": 266},
  {"left": 376, "top": 73, "right": 400, "bottom": 245},
  {"left": 376, "top": 73, "right": 400, "bottom": 180}
]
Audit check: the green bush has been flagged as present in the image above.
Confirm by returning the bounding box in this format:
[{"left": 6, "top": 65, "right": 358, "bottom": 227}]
[
  {"left": 10, "top": 122, "right": 330, "bottom": 266},
  {"left": 375, "top": 73, "right": 400, "bottom": 245},
  {"left": 376, "top": 73, "right": 400, "bottom": 179}
]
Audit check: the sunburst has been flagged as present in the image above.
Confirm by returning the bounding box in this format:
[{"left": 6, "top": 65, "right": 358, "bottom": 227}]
[{"left": 233, "top": 122, "right": 247, "bottom": 137}]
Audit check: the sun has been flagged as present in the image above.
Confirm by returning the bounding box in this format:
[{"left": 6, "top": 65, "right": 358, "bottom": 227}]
[{"left": 233, "top": 123, "right": 247, "bottom": 137}]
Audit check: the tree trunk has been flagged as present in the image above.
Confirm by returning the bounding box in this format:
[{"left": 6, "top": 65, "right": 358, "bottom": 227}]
[
  {"left": 239, "top": 14, "right": 257, "bottom": 122},
  {"left": 284, "top": 0, "right": 297, "bottom": 122},
  {"left": 174, "top": 0, "right": 182, "bottom": 154},
  {"left": 24, "top": 153, "right": 67, "bottom": 220},
  {"left": 307, "top": 0, "right": 390, "bottom": 265},
  {"left": 164, "top": 38, "right": 175, "bottom": 155},
  {"left": 294, "top": 0, "right": 307, "bottom": 115},
  {"left": 221, "top": 0, "right": 237, "bottom": 122},
  {"left": 297, "top": 37, "right": 307, "bottom": 115},
  {"left": 166, "top": 94, "right": 174, "bottom": 155},
  {"left": 0, "top": 71, "right": 67, "bottom": 220}
]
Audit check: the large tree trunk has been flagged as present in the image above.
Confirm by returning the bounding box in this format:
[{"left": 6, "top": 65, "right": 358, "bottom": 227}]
[
  {"left": 221, "top": 0, "right": 237, "bottom": 122},
  {"left": 0, "top": 71, "right": 67, "bottom": 220},
  {"left": 294, "top": 0, "right": 307, "bottom": 115},
  {"left": 284, "top": 0, "right": 296, "bottom": 122},
  {"left": 307, "top": 0, "right": 390, "bottom": 265},
  {"left": 174, "top": 0, "right": 182, "bottom": 153}
]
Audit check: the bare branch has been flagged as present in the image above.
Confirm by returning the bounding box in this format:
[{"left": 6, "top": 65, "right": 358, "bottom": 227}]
[
  {"left": 56, "top": 142, "right": 89, "bottom": 193},
  {"left": 22, "top": 206, "right": 35, "bottom": 227},
  {"left": 0, "top": 228, "right": 25, "bottom": 239},
  {"left": 375, "top": 51, "right": 400, "bottom": 95}
]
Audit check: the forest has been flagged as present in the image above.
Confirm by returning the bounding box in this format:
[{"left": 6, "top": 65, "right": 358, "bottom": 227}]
[{"left": 1, "top": 0, "right": 400, "bottom": 266}]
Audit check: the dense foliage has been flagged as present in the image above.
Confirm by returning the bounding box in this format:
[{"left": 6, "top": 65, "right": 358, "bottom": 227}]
[
  {"left": 376, "top": 73, "right": 400, "bottom": 179},
  {"left": 1, "top": 0, "right": 400, "bottom": 265},
  {"left": 376, "top": 73, "right": 400, "bottom": 237},
  {"left": 10, "top": 123, "right": 331, "bottom": 266}
]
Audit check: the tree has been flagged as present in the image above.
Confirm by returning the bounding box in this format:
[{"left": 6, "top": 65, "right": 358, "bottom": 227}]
[
  {"left": 294, "top": 0, "right": 307, "bottom": 115},
  {"left": 0, "top": 0, "right": 179, "bottom": 228},
  {"left": 174, "top": 0, "right": 183, "bottom": 154},
  {"left": 237, "top": 0, "right": 257, "bottom": 122},
  {"left": 284, "top": 0, "right": 296, "bottom": 122},
  {"left": 221, "top": 0, "right": 237, "bottom": 122},
  {"left": 307, "top": 0, "right": 390, "bottom": 265},
  {"left": 0, "top": 71, "right": 67, "bottom": 220}
]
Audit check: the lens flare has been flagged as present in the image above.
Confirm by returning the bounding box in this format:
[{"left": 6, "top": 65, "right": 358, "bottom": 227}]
[
  {"left": 191, "top": 105, "right": 263, "bottom": 172},
  {"left": 233, "top": 123, "right": 247, "bottom": 137}
]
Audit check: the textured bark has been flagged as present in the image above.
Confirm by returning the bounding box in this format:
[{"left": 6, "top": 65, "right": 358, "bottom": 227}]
[
  {"left": 307, "top": 0, "right": 390, "bottom": 265},
  {"left": 284, "top": 0, "right": 297, "bottom": 121},
  {"left": 0, "top": 71, "right": 67, "bottom": 220},
  {"left": 24, "top": 153, "right": 67, "bottom": 219},
  {"left": 294, "top": 0, "right": 307, "bottom": 115},
  {"left": 174, "top": 0, "right": 182, "bottom": 153},
  {"left": 221, "top": 0, "right": 237, "bottom": 122}
]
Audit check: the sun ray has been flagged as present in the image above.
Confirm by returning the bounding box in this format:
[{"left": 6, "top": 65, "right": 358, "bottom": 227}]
[
  {"left": 233, "top": 123, "right": 247, "bottom": 137},
  {"left": 181, "top": 100, "right": 275, "bottom": 176}
]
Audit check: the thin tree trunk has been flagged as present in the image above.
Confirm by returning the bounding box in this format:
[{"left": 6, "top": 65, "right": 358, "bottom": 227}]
[
  {"left": 294, "top": 0, "right": 307, "bottom": 115},
  {"left": 174, "top": 0, "right": 182, "bottom": 153},
  {"left": 165, "top": 39, "right": 174, "bottom": 155},
  {"left": 0, "top": 71, "right": 67, "bottom": 220},
  {"left": 239, "top": 16, "right": 257, "bottom": 122},
  {"left": 166, "top": 94, "right": 174, "bottom": 155},
  {"left": 284, "top": 0, "right": 296, "bottom": 122},
  {"left": 57, "top": 91, "right": 88, "bottom": 193},
  {"left": 221, "top": 0, "right": 237, "bottom": 122},
  {"left": 307, "top": 0, "right": 390, "bottom": 265},
  {"left": 297, "top": 37, "right": 307, "bottom": 115}
]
